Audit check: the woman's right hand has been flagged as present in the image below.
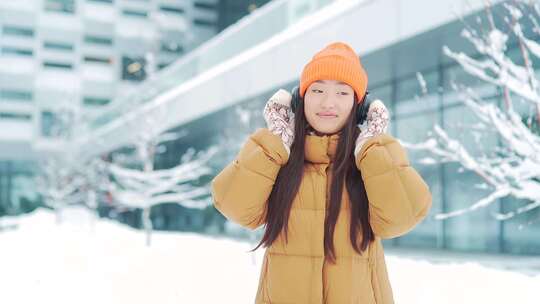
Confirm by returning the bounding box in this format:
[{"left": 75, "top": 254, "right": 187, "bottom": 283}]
[
  {"left": 354, "top": 99, "right": 390, "bottom": 157},
  {"left": 263, "top": 88, "right": 295, "bottom": 155}
]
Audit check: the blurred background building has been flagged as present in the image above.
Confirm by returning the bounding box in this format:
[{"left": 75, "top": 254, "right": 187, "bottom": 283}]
[
  {"left": 0, "top": 0, "right": 270, "bottom": 220},
  {"left": 1, "top": 0, "right": 539, "bottom": 255}
]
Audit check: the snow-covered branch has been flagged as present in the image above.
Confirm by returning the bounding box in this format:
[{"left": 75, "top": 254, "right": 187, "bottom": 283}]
[
  {"left": 405, "top": 1, "right": 540, "bottom": 223},
  {"left": 107, "top": 146, "right": 217, "bottom": 210},
  {"left": 103, "top": 99, "right": 219, "bottom": 245}
]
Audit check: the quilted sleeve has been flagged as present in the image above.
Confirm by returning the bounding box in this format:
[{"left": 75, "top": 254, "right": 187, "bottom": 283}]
[
  {"left": 211, "top": 128, "right": 289, "bottom": 230},
  {"left": 355, "top": 133, "right": 432, "bottom": 239}
]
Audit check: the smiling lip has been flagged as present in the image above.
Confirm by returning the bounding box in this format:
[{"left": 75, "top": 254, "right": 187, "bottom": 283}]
[{"left": 317, "top": 113, "right": 337, "bottom": 118}]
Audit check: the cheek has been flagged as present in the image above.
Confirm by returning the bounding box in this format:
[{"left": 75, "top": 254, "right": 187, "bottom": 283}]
[
  {"left": 337, "top": 101, "right": 355, "bottom": 124},
  {"left": 303, "top": 100, "right": 317, "bottom": 118},
  {"left": 339, "top": 100, "right": 355, "bottom": 115},
  {"left": 303, "top": 106, "right": 316, "bottom": 125}
]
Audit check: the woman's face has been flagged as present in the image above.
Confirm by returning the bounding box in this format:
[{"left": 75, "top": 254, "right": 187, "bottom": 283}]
[{"left": 304, "top": 79, "right": 355, "bottom": 135}]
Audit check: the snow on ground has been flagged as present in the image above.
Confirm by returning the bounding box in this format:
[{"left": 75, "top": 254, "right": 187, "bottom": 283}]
[{"left": 0, "top": 206, "right": 538, "bottom": 304}]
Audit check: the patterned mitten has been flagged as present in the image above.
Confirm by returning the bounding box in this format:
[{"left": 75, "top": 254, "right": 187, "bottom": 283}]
[
  {"left": 354, "top": 99, "right": 390, "bottom": 157},
  {"left": 263, "top": 89, "right": 295, "bottom": 155}
]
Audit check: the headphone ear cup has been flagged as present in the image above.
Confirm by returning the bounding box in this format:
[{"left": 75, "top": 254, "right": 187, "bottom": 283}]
[
  {"left": 356, "top": 106, "right": 363, "bottom": 124},
  {"left": 356, "top": 91, "right": 371, "bottom": 125},
  {"left": 291, "top": 85, "right": 301, "bottom": 114}
]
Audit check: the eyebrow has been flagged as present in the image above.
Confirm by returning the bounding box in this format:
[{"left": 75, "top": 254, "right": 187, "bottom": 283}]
[{"left": 314, "top": 80, "right": 348, "bottom": 85}]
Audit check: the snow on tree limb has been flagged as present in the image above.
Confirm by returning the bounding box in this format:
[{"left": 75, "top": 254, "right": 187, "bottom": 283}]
[
  {"left": 101, "top": 99, "right": 219, "bottom": 245},
  {"left": 106, "top": 146, "right": 217, "bottom": 210},
  {"left": 403, "top": 1, "right": 540, "bottom": 223}
]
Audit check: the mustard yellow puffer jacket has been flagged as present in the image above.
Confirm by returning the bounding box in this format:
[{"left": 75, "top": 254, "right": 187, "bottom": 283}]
[{"left": 211, "top": 128, "right": 432, "bottom": 304}]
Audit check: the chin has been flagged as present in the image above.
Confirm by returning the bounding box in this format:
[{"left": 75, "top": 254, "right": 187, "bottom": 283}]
[{"left": 310, "top": 125, "right": 341, "bottom": 135}]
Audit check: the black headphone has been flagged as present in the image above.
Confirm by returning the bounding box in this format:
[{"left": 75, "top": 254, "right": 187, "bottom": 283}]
[{"left": 290, "top": 85, "right": 372, "bottom": 125}]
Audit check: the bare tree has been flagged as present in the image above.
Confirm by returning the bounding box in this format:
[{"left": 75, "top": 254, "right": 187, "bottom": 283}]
[
  {"left": 35, "top": 157, "right": 86, "bottom": 224},
  {"left": 105, "top": 104, "right": 218, "bottom": 246},
  {"left": 34, "top": 94, "right": 88, "bottom": 223},
  {"left": 404, "top": 1, "right": 540, "bottom": 226}
]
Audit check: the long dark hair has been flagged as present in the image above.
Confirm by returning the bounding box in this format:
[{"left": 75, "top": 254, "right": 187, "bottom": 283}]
[{"left": 249, "top": 93, "right": 374, "bottom": 264}]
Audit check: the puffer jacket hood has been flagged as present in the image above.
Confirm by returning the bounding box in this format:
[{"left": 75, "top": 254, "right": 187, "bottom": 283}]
[{"left": 211, "top": 128, "right": 432, "bottom": 304}]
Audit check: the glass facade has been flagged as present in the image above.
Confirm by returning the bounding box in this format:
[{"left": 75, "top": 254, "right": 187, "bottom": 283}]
[
  {"left": 2, "top": 25, "right": 34, "bottom": 37},
  {"left": 44, "top": 0, "right": 76, "bottom": 14},
  {"left": 364, "top": 41, "right": 539, "bottom": 254},
  {"left": 0, "top": 90, "right": 33, "bottom": 102},
  {"left": 0, "top": 161, "right": 40, "bottom": 217},
  {"left": 121, "top": 56, "right": 147, "bottom": 82},
  {"left": 148, "top": 32, "right": 540, "bottom": 254}
]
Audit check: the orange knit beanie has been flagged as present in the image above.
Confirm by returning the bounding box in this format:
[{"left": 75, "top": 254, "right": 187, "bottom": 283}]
[{"left": 299, "top": 41, "right": 368, "bottom": 103}]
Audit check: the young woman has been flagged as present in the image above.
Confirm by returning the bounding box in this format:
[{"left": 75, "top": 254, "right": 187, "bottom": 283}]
[{"left": 211, "top": 42, "right": 432, "bottom": 304}]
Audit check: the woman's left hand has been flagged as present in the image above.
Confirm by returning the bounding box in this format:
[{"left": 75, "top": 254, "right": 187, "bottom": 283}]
[{"left": 354, "top": 99, "right": 390, "bottom": 157}]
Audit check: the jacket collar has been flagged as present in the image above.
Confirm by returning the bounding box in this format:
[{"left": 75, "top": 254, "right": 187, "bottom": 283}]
[{"left": 304, "top": 127, "right": 340, "bottom": 164}]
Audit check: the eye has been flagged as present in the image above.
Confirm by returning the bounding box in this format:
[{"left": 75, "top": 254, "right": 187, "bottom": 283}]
[
  {"left": 338, "top": 91, "right": 349, "bottom": 95},
  {"left": 312, "top": 89, "right": 323, "bottom": 93}
]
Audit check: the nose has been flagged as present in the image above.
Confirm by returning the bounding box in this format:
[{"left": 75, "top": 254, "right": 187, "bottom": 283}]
[{"left": 320, "top": 94, "right": 336, "bottom": 109}]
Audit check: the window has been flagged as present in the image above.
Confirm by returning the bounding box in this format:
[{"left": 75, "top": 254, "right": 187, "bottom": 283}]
[
  {"left": 395, "top": 69, "right": 440, "bottom": 117},
  {"left": 391, "top": 79, "right": 441, "bottom": 249},
  {"left": 41, "top": 111, "right": 56, "bottom": 137},
  {"left": 159, "top": 5, "right": 184, "bottom": 14},
  {"left": 194, "top": 2, "right": 217, "bottom": 11},
  {"left": 83, "top": 56, "right": 111, "bottom": 64},
  {"left": 441, "top": 102, "right": 500, "bottom": 187},
  {"left": 0, "top": 90, "right": 33, "bottom": 102},
  {"left": 501, "top": 196, "right": 540, "bottom": 254},
  {"left": 44, "top": 0, "right": 75, "bottom": 13},
  {"left": 43, "top": 61, "right": 73, "bottom": 70},
  {"left": 369, "top": 82, "right": 393, "bottom": 106},
  {"left": 2, "top": 26, "right": 34, "bottom": 37},
  {"left": 160, "top": 41, "right": 183, "bottom": 54},
  {"left": 1, "top": 47, "right": 33, "bottom": 56},
  {"left": 84, "top": 35, "right": 113, "bottom": 46},
  {"left": 43, "top": 41, "right": 74, "bottom": 51},
  {"left": 41, "top": 111, "right": 71, "bottom": 138},
  {"left": 87, "top": 0, "right": 113, "bottom": 3},
  {"left": 443, "top": 163, "right": 501, "bottom": 253},
  {"left": 122, "top": 9, "right": 148, "bottom": 18},
  {"left": 442, "top": 62, "right": 496, "bottom": 104},
  {"left": 157, "top": 63, "right": 169, "bottom": 70},
  {"left": 0, "top": 112, "right": 32, "bottom": 120},
  {"left": 122, "top": 56, "right": 146, "bottom": 81},
  {"left": 83, "top": 97, "right": 110, "bottom": 106},
  {"left": 506, "top": 43, "right": 540, "bottom": 70},
  {"left": 193, "top": 18, "right": 216, "bottom": 27}
]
